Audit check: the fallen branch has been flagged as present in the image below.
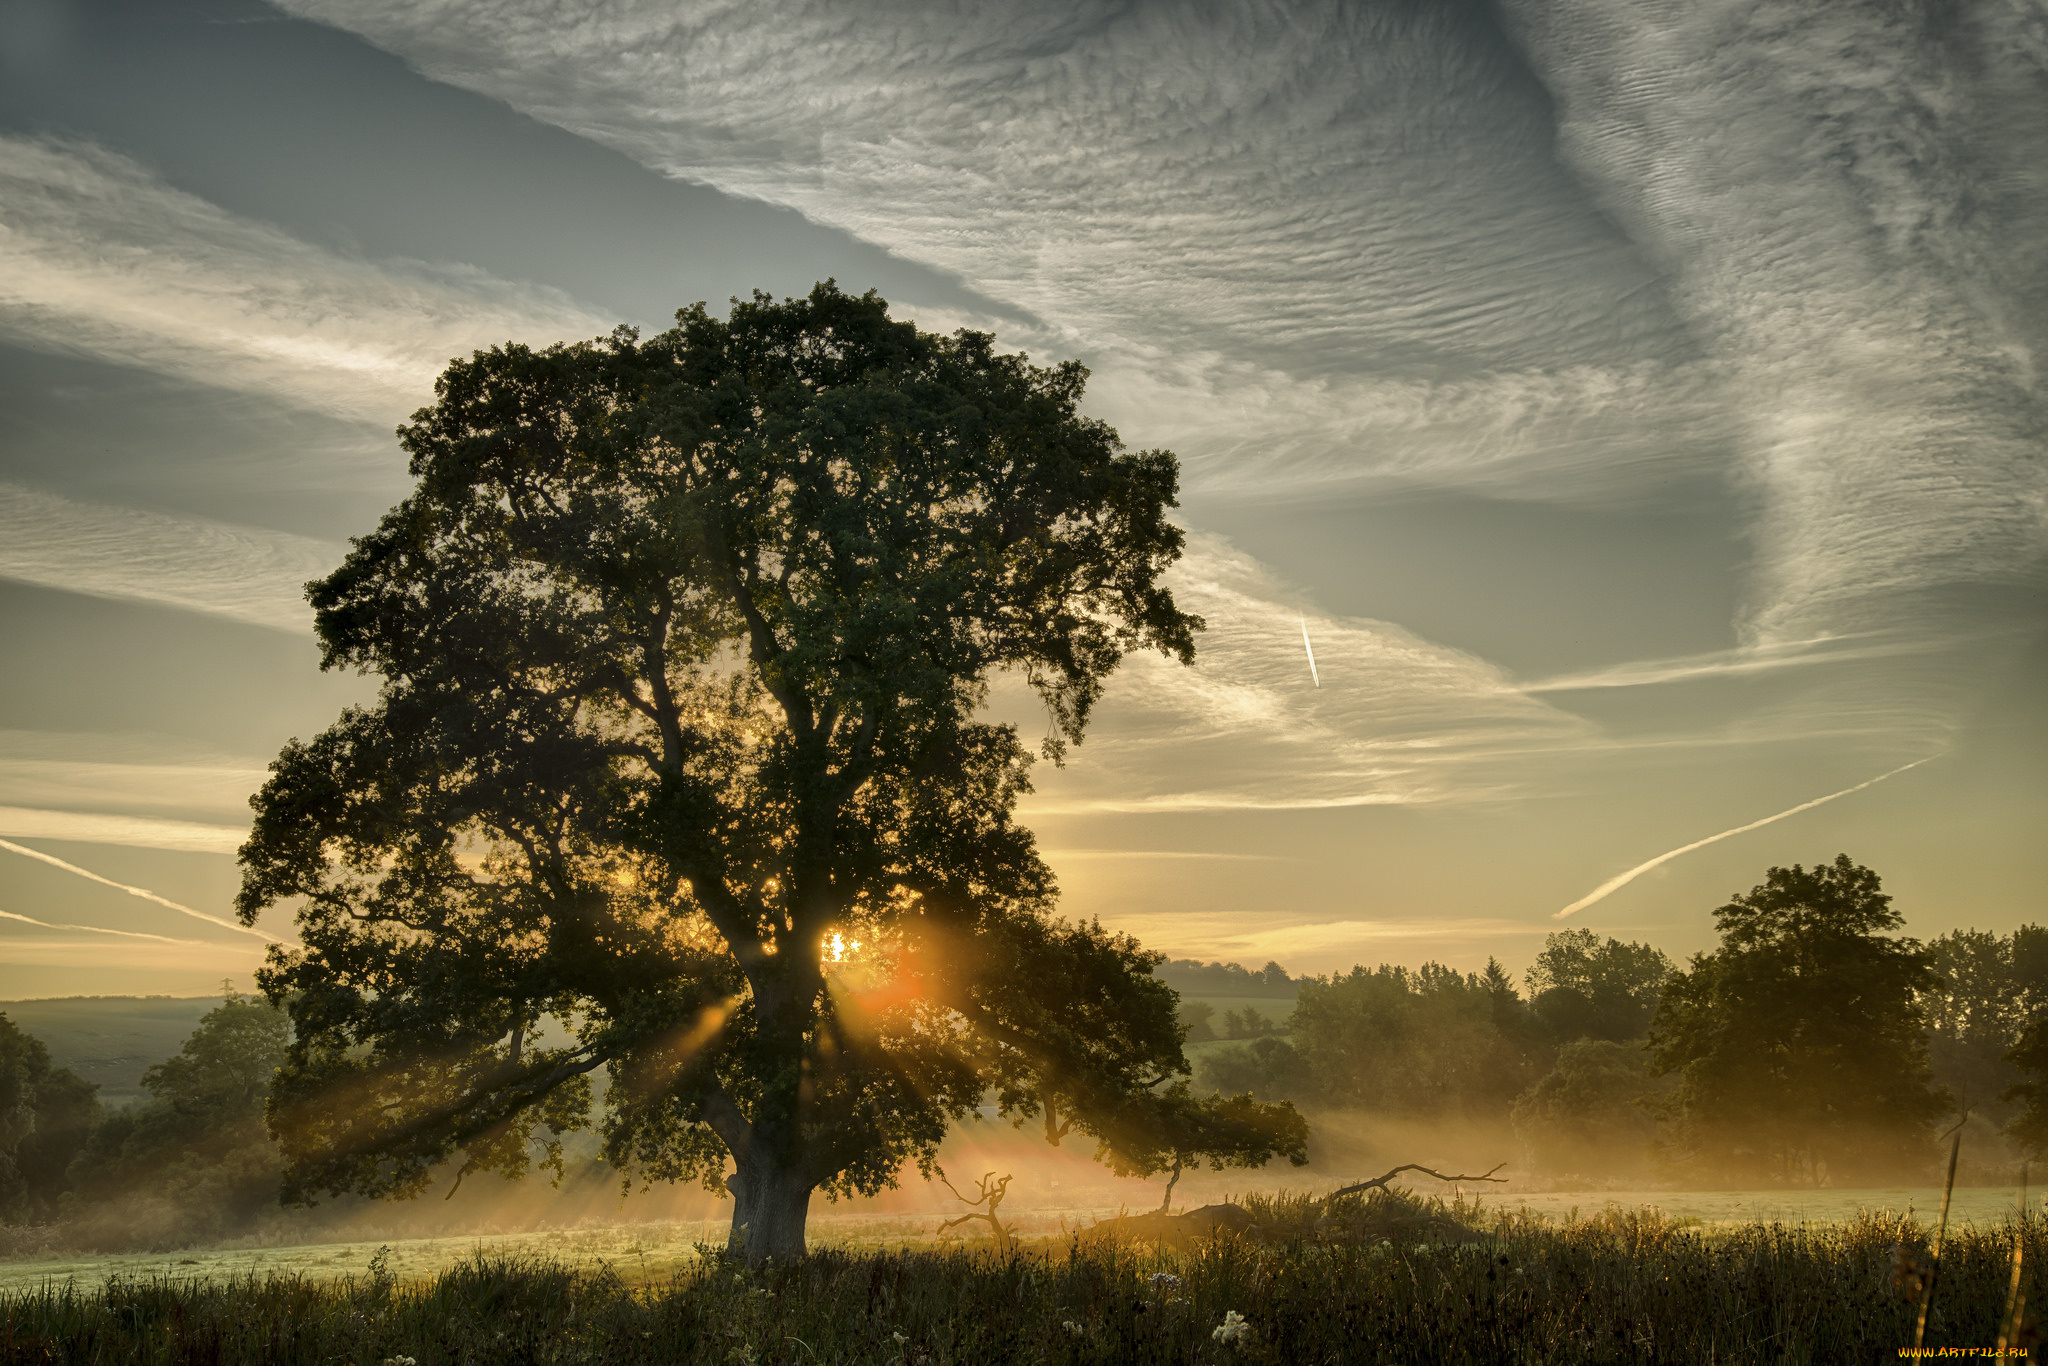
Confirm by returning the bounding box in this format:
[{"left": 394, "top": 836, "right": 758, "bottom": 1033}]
[{"left": 1326, "top": 1163, "right": 1507, "bottom": 1202}]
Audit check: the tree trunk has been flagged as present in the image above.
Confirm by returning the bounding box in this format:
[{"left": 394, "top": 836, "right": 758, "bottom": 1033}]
[{"left": 726, "top": 1162, "right": 814, "bottom": 1264}]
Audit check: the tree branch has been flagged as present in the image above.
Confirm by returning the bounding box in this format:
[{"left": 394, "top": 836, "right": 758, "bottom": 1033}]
[{"left": 1326, "top": 1163, "right": 1506, "bottom": 1202}]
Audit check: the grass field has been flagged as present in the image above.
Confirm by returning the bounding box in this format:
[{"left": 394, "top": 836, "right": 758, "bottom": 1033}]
[
  {"left": 4, "top": 1187, "right": 2048, "bottom": 1366},
  {"left": 2, "top": 1190, "right": 2039, "bottom": 1363}
]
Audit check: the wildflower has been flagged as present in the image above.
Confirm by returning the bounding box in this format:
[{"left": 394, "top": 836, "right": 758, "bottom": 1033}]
[
  {"left": 379, "top": 1358, "right": 417, "bottom": 1366},
  {"left": 1212, "top": 1310, "right": 1250, "bottom": 1346},
  {"left": 1147, "top": 1272, "right": 1182, "bottom": 1294},
  {"left": 892, "top": 1331, "right": 909, "bottom": 1344},
  {"left": 1061, "top": 1320, "right": 1086, "bottom": 1337}
]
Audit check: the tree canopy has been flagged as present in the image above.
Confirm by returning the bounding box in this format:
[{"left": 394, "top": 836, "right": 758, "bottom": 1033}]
[
  {"left": 1648, "top": 855, "right": 1949, "bottom": 1185},
  {"left": 237, "top": 283, "right": 1305, "bottom": 1261},
  {"left": 0, "top": 1013, "right": 97, "bottom": 1224},
  {"left": 1525, "top": 929, "right": 1673, "bottom": 1044}
]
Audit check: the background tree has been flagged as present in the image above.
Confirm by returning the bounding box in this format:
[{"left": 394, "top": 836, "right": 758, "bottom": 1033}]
[
  {"left": 0, "top": 1013, "right": 98, "bottom": 1224},
  {"left": 1918, "top": 925, "right": 2048, "bottom": 1127},
  {"left": 1284, "top": 960, "right": 1543, "bottom": 1116},
  {"left": 237, "top": 284, "right": 1305, "bottom": 1263},
  {"left": 65, "top": 989, "right": 288, "bottom": 1247},
  {"left": 1525, "top": 929, "right": 1673, "bottom": 1044},
  {"left": 1510, "top": 1039, "right": 1661, "bottom": 1179},
  {"left": 1648, "top": 855, "right": 1949, "bottom": 1185}
]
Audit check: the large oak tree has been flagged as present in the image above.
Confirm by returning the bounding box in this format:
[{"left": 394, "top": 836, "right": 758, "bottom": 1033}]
[{"left": 237, "top": 284, "right": 1305, "bottom": 1261}]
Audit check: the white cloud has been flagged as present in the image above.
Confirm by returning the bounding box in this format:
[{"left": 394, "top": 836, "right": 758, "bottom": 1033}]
[
  {"left": 1020, "top": 535, "right": 1597, "bottom": 814},
  {"left": 272, "top": 0, "right": 2046, "bottom": 638},
  {"left": 0, "top": 482, "right": 342, "bottom": 633},
  {"left": 0, "top": 134, "right": 612, "bottom": 424},
  {"left": 1497, "top": 0, "right": 2048, "bottom": 644},
  {"left": 271, "top": 0, "right": 1714, "bottom": 505},
  {"left": 0, "top": 808, "right": 245, "bottom": 855}
]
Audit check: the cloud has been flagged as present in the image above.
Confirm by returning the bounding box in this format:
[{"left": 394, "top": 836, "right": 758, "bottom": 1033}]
[
  {"left": 0, "top": 483, "right": 342, "bottom": 633},
  {"left": 0, "top": 808, "right": 246, "bottom": 855},
  {"left": 1114, "top": 909, "right": 1553, "bottom": 969},
  {"left": 271, "top": 0, "right": 1718, "bottom": 506},
  {"left": 0, "top": 133, "right": 613, "bottom": 424},
  {"left": 1552, "top": 758, "right": 1938, "bottom": 918},
  {"left": 0, "top": 837, "right": 282, "bottom": 941},
  {"left": 1019, "top": 535, "right": 1597, "bottom": 814},
  {"left": 0, "top": 904, "right": 205, "bottom": 946},
  {"left": 273, "top": 0, "right": 2045, "bottom": 634},
  {"left": 1497, "top": 0, "right": 2048, "bottom": 644}
]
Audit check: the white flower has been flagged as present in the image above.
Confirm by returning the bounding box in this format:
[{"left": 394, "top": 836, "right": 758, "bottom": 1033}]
[
  {"left": 1147, "top": 1272, "right": 1182, "bottom": 1293},
  {"left": 379, "top": 1358, "right": 417, "bottom": 1366},
  {"left": 1212, "top": 1310, "right": 1250, "bottom": 1346},
  {"left": 892, "top": 1331, "right": 908, "bottom": 1344},
  {"left": 1061, "top": 1320, "right": 1086, "bottom": 1337}
]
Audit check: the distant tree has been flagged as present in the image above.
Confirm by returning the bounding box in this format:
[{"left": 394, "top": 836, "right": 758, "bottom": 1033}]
[
  {"left": 1289, "top": 959, "right": 1544, "bottom": 1115},
  {"left": 1526, "top": 929, "right": 1673, "bottom": 1043},
  {"left": 1176, "top": 1000, "right": 1217, "bottom": 1043},
  {"left": 1157, "top": 959, "right": 1301, "bottom": 998},
  {"left": 1196, "top": 1037, "right": 1306, "bottom": 1103},
  {"left": 1648, "top": 856, "right": 1949, "bottom": 1185},
  {"left": 237, "top": 284, "right": 1306, "bottom": 1263},
  {"left": 1920, "top": 927, "right": 2048, "bottom": 1124},
  {"left": 0, "top": 1013, "right": 99, "bottom": 1223},
  {"left": 1510, "top": 1040, "right": 1660, "bottom": 1179},
  {"left": 66, "top": 989, "right": 288, "bottom": 1243}
]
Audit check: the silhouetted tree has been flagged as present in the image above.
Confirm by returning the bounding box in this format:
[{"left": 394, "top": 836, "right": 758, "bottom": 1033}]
[
  {"left": 0, "top": 1013, "right": 98, "bottom": 1224},
  {"left": 1526, "top": 929, "right": 1673, "bottom": 1044},
  {"left": 1510, "top": 1039, "right": 1661, "bottom": 1178},
  {"left": 66, "top": 989, "right": 288, "bottom": 1244},
  {"left": 1648, "top": 856, "right": 1949, "bottom": 1185},
  {"left": 1288, "top": 959, "right": 1543, "bottom": 1115},
  {"left": 1176, "top": 1000, "right": 1217, "bottom": 1042},
  {"left": 238, "top": 284, "right": 1305, "bottom": 1262},
  {"left": 1919, "top": 925, "right": 2048, "bottom": 1125}
]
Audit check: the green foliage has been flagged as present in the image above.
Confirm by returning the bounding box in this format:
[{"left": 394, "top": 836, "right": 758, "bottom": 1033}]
[
  {"left": 1510, "top": 1039, "right": 1663, "bottom": 1179},
  {"left": 1648, "top": 855, "right": 1950, "bottom": 1185},
  {"left": 0, "top": 1013, "right": 99, "bottom": 1224},
  {"left": 1175, "top": 999, "right": 1216, "bottom": 1043},
  {"left": 1195, "top": 1037, "right": 1305, "bottom": 1102},
  {"left": 1218, "top": 1006, "right": 1282, "bottom": 1041},
  {"left": 1158, "top": 959, "right": 1301, "bottom": 997},
  {"left": 236, "top": 283, "right": 1300, "bottom": 1262},
  {"left": 2, "top": 1205, "right": 2037, "bottom": 1363},
  {"left": 1916, "top": 924, "right": 2048, "bottom": 1127},
  {"left": 64, "top": 989, "right": 288, "bottom": 1247},
  {"left": 1525, "top": 929, "right": 1674, "bottom": 1044},
  {"left": 1285, "top": 959, "right": 1544, "bottom": 1116}
]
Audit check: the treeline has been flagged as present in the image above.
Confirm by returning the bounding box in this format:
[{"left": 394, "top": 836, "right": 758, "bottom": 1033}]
[
  {"left": 1194, "top": 856, "right": 2048, "bottom": 1187},
  {"left": 0, "top": 988, "right": 287, "bottom": 1249}
]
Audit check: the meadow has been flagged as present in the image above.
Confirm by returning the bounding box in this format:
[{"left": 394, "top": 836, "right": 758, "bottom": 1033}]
[{"left": 2, "top": 1188, "right": 2038, "bottom": 1364}]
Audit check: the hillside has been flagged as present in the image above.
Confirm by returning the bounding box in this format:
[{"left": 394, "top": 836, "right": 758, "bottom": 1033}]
[{"left": 0, "top": 996, "right": 215, "bottom": 1108}]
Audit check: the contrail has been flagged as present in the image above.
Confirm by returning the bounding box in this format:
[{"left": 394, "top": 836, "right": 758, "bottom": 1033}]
[
  {"left": 0, "top": 905, "right": 204, "bottom": 945},
  {"left": 1553, "top": 758, "right": 1936, "bottom": 920},
  {"left": 1300, "top": 618, "right": 1320, "bottom": 687},
  {"left": 0, "top": 836, "right": 285, "bottom": 943}
]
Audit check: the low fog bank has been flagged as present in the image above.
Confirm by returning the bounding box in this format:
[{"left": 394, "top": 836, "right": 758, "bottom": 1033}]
[{"left": 5, "top": 859, "right": 2040, "bottom": 1260}]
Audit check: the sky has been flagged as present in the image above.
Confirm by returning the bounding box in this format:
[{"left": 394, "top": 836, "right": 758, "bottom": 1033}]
[{"left": 0, "top": 0, "right": 2042, "bottom": 998}]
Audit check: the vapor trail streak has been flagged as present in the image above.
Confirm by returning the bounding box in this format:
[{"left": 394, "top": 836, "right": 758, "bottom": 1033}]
[
  {"left": 0, "top": 905, "right": 203, "bottom": 945},
  {"left": 0, "top": 836, "right": 285, "bottom": 943},
  {"left": 1553, "top": 758, "right": 1935, "bottom": 919},
  {"left": 1301, "top": 618, "right": 1320, "bottom": 688}
]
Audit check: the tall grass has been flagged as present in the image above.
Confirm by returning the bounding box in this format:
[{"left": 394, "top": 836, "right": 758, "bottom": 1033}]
[{"left": 1, "top": 1194, "right": 2038, "bottom": 1363}]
